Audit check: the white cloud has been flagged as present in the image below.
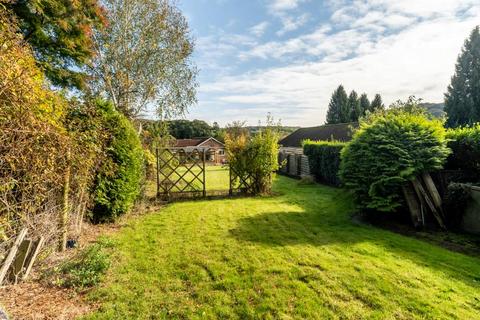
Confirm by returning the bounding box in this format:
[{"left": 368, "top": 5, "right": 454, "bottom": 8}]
[
  {"left": 268, "top": 0, "right": 307, "bottom": 13},
  {"left": 276, "top": 13, "right": 310, "bottom": 36},
  {"left": 250, "top": 21, "right": 270, "bottom": 37}
]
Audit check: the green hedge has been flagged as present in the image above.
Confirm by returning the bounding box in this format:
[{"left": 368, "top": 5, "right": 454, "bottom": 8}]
[
  {"left": 92, "top": 100, "right": 144, "bottom": 222},
  {"left": 445, "top": 124, "right": 480, "bottom": 182},
  {"left": 303, "top": 140, "right": 346, "bottom": 186},
  {"left": 339, "top": 111, "right": 450, "bottom": 212}
]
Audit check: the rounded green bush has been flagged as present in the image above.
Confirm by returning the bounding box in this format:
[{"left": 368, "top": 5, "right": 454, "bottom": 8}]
[
  {"left": 92, "top": 101, "right": 144, "bottom": 222},
  {"left": 339, "top": 109, "right": 450, "bottom": 212}
]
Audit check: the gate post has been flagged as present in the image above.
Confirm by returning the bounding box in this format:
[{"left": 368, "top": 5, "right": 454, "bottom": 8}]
[
  {"left": 202, "top": 149, "right": 206, "bottom": 197},
  {"left": 229, "top": 166, "right": 233, "bottom": 196},
  {"left": 156, "top": 148, "right": 160, "bottom": 197}
]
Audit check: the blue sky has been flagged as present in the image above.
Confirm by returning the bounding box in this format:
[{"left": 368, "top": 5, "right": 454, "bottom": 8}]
[{"left": 178, "top": 0, "right": 480, "bottom": 126}]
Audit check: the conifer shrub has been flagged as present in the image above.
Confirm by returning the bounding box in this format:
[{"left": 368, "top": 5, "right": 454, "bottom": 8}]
[
  {"left": 339, "top": 103, "right": 450, "bottom": 212},
  {"left": 303, "top": 140, "right": 346, "bottom": 186},
  {"left": 92, "top": 101, "right": 144, "bottom": 222},
  {"left": 445, "top": 124, "right": 480, "bottom": 182}
]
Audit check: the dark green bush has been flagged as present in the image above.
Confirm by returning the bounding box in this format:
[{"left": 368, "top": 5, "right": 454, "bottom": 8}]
[
  {"left": 340, "top": 109, "right": 450, "bottom": 212},
  {"left": 303, "top": 140, "right": 346, "bottom": 186},
  {"left": 444, "top": 183, "right": 472, "bottom": 227},
  {"left": 92, "top": 101, "right": 144, "bottom": 222},
  {"left": 445, "top": 124, "right": 480, "bottom": 182}
]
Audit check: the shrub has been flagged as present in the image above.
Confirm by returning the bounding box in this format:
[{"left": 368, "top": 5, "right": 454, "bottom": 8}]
[
  {"left": 226, "top": 118, "right": 281, "bottom": 195},
  {"left": 443, "top": 183, "right": 472, "bottom": 227},
  {"left": 340, "top": 104, "right": 451, "bottom": 212},
  {"left": 445, "top": 124, "right": 480, "bottom": 182},
  {"left": 48, "top": 240, "right": 112, "bottom": 290},
  {"left": 92, "top": 101, "right": 144, "bottom": 222},
  {"left": 303, "top": 140, "right": 346, "bottom": 186}
]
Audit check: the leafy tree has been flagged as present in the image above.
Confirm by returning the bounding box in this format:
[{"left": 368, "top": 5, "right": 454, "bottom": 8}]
[
  {"left": 168, "top": 119, "right": 214, "bottom": 139},
  {"left": 445, "top": 26, "right": 480, "bottom": 127},
  {"left": 370, "top": 94, "right": 385, "bottom": 112},
  {"left": 5, "top": 0, "right": 105, "bottom": 89},
  {"left": 348, "top": 90, "right": 362, "bottom": 122},
  {"left": 359, "top": 93, "right": 370, "bottom": 116},
  {"left": 90, "top": 0, "right": 198, "bottom": 119},
  {"left": 326, "top": 85, "right": 349, "bottom": 124}
]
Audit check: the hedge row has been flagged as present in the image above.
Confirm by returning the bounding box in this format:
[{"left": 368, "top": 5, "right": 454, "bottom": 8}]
[
  {"left": 445, "top": 124, "right": 480, "bottom": 182},
  {"left": 303, "top": 140, "right": 346, "bottom": 186}
]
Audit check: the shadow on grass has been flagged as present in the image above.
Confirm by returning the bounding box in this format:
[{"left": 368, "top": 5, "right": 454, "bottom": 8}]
[{"left": 229, "top": 182, "right": 480, "bottom": 287}]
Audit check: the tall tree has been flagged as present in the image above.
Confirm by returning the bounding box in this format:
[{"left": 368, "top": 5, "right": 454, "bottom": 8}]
[
  {"left": 90, "top": 0, "right": 198, "bottom": 119},
  {"left": 326, "top": 85, "right": 349, "bottom": 124},
  {"left": 359, "top": 93, "right": 370, "bottom": 116},
  {"left": 445, "top": 26, "right": 480, "bottom": 127},
  {"left": 6, "top": 0, "right": 105, "bottom": 89},
  {"left": 348, "top": 90, "right": 362, "bottom": 122},
  {"left": 370, "top": 94, "right": 385, "bottom": 112}
]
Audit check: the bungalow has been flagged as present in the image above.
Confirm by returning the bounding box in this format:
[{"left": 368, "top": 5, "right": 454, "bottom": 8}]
[
  {"left": 174, "top": 137, "right": 226, "bottom": 164},
  {"left": 279, "top": 122, "right": 357, "bottom": 154}
]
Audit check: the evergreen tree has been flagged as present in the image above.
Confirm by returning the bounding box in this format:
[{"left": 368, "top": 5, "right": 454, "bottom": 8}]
[
  {"left": 359, "top": 93, "right": 370, "bottom": 117},
  {"left": 326, "top": 85, "right": 348, "bottom": 124},
  {"left": 445, "top": 26, "right": 480, "bottom": 127},
  {"left": 370, "top": 94, "right": 385, "bottom": 112},
  {"left": 6, "top": 0, "right": 105, "bottom": 89},
  {"left": 348, "top": 90, "right": 362, "bottom": 122}
]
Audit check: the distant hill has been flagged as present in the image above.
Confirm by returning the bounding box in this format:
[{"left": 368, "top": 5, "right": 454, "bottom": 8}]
[
  {"left": 246, "top": 126, "right": 300, "bottom": 139},
  {"left": 420, "top": 102, "right": 445, "bottom": 118}
]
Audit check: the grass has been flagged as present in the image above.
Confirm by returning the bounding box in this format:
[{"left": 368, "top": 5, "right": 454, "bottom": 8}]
[
  {"left": 161, "top": 165, "right": 230, "bottom": 192},
  {"left": 84, "top": 176, "right": 480, "bottom": 319}
]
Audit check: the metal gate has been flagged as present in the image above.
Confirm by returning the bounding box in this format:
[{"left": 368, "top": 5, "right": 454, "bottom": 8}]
[{"left": 156, "top": 147, "right": 254, "bottom": 200}]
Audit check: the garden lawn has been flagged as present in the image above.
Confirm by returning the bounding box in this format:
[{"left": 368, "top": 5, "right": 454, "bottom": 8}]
[
  {"left": 174, "top": 165, "right": 229, "bottom": 191},
  {"left": 84, "top": 176, "right": 480, "bottom": 319}
]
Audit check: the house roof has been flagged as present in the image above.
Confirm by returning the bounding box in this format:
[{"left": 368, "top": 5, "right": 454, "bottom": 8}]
[
  {"left": 279, "top": 122, "right": 357, "bottom": 148},
  {"left": 174, "top": 137, "right": 224, "bottom": 148}
]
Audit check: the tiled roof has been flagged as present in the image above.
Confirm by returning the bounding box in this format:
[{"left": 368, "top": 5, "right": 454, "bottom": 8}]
[
  {"left": 279, "top": 122, "right": 357, "bottom": 148},
  {"left": 174, "top": 137, "right": 225, "bottom": 148},
  {"left": 174, "top": 138, "right": 207, "bottom": 147}
]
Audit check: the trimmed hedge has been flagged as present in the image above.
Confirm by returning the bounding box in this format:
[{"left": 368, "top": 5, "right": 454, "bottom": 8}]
[
  {"left": 445, "top": 124, "right": 480, "bottom": 182},
  {"left": 339, "top": 111, "right": 450, "bottom": 212},
  {"left": 92, "top": 101, "right": 144, "bottom": 222},
  {"left": 303, "top": 140, "right": 346, "bottom": 186}
]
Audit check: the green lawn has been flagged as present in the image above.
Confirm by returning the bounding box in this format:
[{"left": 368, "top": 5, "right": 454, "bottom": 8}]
[
  {"left": 163, "top": 165, "right": 229, "bottom": 192},
  {"left": 85, "top": 176, "right": 480, "bottom": 319}
]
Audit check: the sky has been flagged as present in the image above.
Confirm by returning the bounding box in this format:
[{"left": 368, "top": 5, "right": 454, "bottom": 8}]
[{"left": 177, "top": 0, "right": 480, "bottom": 127}]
